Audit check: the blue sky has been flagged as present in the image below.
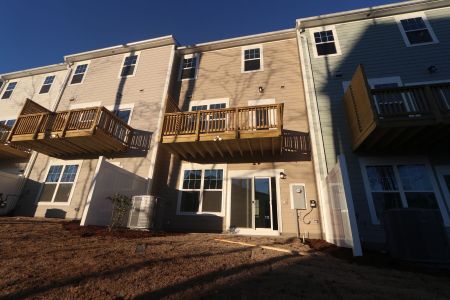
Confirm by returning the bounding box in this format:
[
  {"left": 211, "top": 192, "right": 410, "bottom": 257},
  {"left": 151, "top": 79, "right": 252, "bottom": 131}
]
[{"left": 1, "top": 0, "right": 400, "bottom": 73}]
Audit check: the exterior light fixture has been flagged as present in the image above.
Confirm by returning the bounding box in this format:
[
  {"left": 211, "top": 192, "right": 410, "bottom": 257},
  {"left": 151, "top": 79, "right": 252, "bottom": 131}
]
[
  {"left": 258, "top": 86, "right": 264, "bottom": 93},
  {"left": 280, "top": 172, "right": 287, "bottom": 179}
]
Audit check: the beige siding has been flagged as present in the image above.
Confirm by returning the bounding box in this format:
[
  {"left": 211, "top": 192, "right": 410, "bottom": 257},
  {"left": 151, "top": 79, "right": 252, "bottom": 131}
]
[
  {"left": 164, "top": 38, "right": 322, "bottom": 238},
  {"left": 15, "top": 45, "right": 174, "bottom": 220}
]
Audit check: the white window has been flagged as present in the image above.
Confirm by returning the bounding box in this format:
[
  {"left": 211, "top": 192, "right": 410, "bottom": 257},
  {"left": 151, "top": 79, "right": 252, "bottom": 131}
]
[
  {"left": 1, "top": 82, "right": 17, "bottom": 99},
  {"left": 310, "top": 26, "right": 341, "bottom": 57},
  {"left": 70, "top": 64, "right": 89, "bottom": 85},
  {"left": 120, "top": 54, "right": 139, "bottom": 77},
  {"left": 180, "top": 54, "right": 198, "bottom": 80},
  {"left": 189, "top": 99, "right": 228, "bottom": 132},
  {"left": 360, "top": 158, "right": 449, "bottom": 225},
  {"left": 0, "top": 119, "right": 16, "bottom": 127},
  {"left": 396, "top": 13, "right": 438, "bottom": 46},
  {"left": 178, "top": 168, "right": 224, "bottom": 214},
  {"left": 242, "top": 45, "right": 263, "bottom": 72},
  {"left": 38, "top": 163, "right": 81, "bottom": 204},
  {"left": 39, "top": 75, "right": 55, "bottom": 94}
]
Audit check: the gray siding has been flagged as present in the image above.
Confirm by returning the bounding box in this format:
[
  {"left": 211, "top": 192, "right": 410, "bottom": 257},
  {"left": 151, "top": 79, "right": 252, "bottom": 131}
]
[{"left": 302, "top": 6, "right": 450, "bottom": 244}]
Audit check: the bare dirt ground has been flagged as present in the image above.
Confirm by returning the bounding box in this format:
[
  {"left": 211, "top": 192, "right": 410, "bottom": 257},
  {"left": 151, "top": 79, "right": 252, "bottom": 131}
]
[{"left": 1, "top": 217, "right": 450, "bottom": 300}]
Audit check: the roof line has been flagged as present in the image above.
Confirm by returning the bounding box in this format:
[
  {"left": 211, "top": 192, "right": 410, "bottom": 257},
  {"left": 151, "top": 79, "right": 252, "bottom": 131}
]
[{"left": 0, "top": 63, "right": 67, "bottom": 80}]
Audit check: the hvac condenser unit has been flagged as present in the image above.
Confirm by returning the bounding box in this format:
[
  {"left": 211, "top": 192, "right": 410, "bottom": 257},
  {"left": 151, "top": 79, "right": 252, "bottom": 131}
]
[{"left": 128, "top": 195, "right": 157, "bottom": 229}]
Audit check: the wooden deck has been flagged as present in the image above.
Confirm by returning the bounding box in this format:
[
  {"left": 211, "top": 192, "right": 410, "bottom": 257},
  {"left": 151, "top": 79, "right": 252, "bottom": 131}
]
[
  {"left": 8, "top": 100, "right": 149, "bottom": 157},
  {"left": 161, "top": 104, "right": 284, "bottom": 160},
  {"left": 344, "top": 65, "right": 450, "bottom": 153},
  {"left": 0, "top": 124, "right": 30, "bottom": 159}
]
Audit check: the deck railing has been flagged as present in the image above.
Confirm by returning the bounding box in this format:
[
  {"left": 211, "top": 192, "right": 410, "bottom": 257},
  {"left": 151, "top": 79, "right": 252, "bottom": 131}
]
[
  {"left": 0, "top": 124, "right": 11, "bottom": 143},
  {"left": 370, "top": 83, "right": 450, "bottom": 119},
  {"left": 11, "top": 107, "right": 134, "bottom": 146},
  {"left": 162, "top": 104, "right": 283, "bottom": 137}
]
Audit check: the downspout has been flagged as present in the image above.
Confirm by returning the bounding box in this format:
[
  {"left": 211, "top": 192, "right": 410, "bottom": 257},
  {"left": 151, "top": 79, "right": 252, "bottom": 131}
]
[
  {"left": 296, "top": 23, "right": 330, "bottom": 241},
  {"left": 18, "top": 63, "right": 73, "bottom": 194}
]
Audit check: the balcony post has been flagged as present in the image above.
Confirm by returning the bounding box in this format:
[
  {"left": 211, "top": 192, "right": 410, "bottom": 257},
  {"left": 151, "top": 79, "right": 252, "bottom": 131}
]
[
  {"left": 234, "top": 107, "right": 239, "bottom": 138},
  {"left": 195, "top": 110, "right": 201, "bottom": 141},
  {"left": 61, "top": 111, "right": 72, "bottom": 138},
  {"left": 33, "top": 114, "right": 45, "bottom": 140},
  {"left": 91, "top": 107, "right": 103, "bottom": 133},
  {"left": 424, "top": 85, "right": 443, "bottom": 122}
]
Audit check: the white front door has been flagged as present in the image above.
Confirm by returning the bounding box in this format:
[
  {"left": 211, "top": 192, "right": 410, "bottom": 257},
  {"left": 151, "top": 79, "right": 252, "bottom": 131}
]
[{"left": 227, "top": 171, "right": 281, "bottom": 235}]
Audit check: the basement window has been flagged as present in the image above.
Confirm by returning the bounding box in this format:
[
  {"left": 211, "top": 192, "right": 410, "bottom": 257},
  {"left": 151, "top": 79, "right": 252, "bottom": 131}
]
[
  {"left": 242, "top": 46, "right": 263, "bottom": 72},
  {"left": 70, "top": 64, "right": 89, "bottom": 85},
  {"left": 180, "top": 55, "right": 198, "bottom": 80},
  {"left": 179, "top": 168, "right": 223, "bottom": 214},
  {"left": 38, "top": 164, "right": 80, "bottom": 204},
  {"left": 121, "top": 54, "right": 138, "bottom": 77},
  {"left": 39, "top": 75, "right": 55, "bottom": 94},
  {"left": 1, "top": 82, "right": 17, "bottom": 99},
  {"left": 397, "top": 13, "right": 438, "bottom": 46}
]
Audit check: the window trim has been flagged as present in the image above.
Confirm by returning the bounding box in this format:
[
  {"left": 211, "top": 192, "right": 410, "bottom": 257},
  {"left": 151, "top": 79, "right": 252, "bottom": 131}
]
[
  {"left": 359, "top": 156, "right": 450, "bottom": 226},
  {"left": 118, "top": 51, "right": 141, "bottom": 78},
  {"left": 188, "top": 98, "right": 229, "bottom": 111},
  {"left": 36, "top": 160, "right": 83, "bottom": 206},
  {"left": 179, "top": 53, "right": 199, "bottom": 81},
  {"left": 69, "top": 61, "right": 90, "bottom": 86},
  {"left": 395, "top": 12, "right": 439, "bottom": 47},
  {"left": 176, "top": 163, "right": 227, "bottom": 216},
  {"left": 310, "top": 25, "right": 342, "bottom": 58},
  {"left": 241, "top": 44, "right": 264, "bottom": 73},
  {"left": 1, "top": 81, "right": 18, "bottom": 100},
  {"left": 39, "top": 75, "right": 56, "bottom": 94}
]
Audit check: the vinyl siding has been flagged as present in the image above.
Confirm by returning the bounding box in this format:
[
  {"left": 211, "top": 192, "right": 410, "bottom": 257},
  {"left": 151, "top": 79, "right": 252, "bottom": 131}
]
[
  {"left": 163, "top": 38, "right": 321, "bottom": 237},
  {"left": 302, "top": 6, "right": 450, "bottom": 244},
  {"left": 15, "top": 45, "right": 174, "bottom": 219}
]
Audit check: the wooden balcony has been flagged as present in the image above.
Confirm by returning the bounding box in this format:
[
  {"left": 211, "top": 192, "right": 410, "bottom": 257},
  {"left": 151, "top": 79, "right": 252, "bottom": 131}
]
[
  {"left": 161, "top": 104, "right": 284, "bottom": 160},
  {"left": 344, "top": 65, "right": 450, "bottom": 152},
  {"left": 0, "top": 124, "right": 30, "bottom": 159},
  {"left": 8, "top": 99, "right": 149, "bottom": 157}
]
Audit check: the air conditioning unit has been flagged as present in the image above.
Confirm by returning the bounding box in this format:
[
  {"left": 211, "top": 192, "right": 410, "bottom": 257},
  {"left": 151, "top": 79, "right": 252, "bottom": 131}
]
[{"left": 128, "top": 195, "right": 158, "bottom": 229}]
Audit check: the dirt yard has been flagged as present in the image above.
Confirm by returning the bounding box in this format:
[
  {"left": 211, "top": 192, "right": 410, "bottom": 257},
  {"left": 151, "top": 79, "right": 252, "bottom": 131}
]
[{"left": 0, "top": 218, "right": 449, "bottom": 299}]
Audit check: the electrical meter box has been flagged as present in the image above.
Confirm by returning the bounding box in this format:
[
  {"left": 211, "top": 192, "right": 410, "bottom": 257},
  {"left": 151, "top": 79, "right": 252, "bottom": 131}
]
[{"left": 290, "top": 184, "right": 306, "bottom": 209}]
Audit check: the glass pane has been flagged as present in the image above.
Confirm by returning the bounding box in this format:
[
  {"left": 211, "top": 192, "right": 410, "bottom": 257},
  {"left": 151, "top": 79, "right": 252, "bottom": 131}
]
[
  {"left": 115, "top": 109, "right": 131, "bottom": 123},
  {"left": 398, "top": 165, "right": 433, "bottom": 191},
  {"left": 230, "top": 178, "right": 252, "bottom": 228},
  {"left": 124, "top": 55, "right": 138, "bottom": 66},
  {"left": 60, "top": 165, "right": 79, "bottom": 183},
  {"left": 406, "top": 192, "right": 438, "bottom": 209},
  {"left": 202, "top": 191, "right": 222, "bottom": 212},
  {"left": 372, "top": 192, "right": 402, "bottom": 220},
  {"left": 316, "top": 42, "right": 337, "bottom": 56},
  {"left": 181, "top": 67, "right": 196, "bottom": 79},
  {"left": 39, "top": 84, "right": 51, "bottom": 94},
  {"left": 254, "top": 178, "right": 271, "bottom": 229},
  {"left": 406, "top": 29, "right": 433, "bottom": 44},
  {"left": 121, "top": 65, "right": 135, "bottom": 76},
  {"left": 366, "top": 166, "right": 398, "bottom": 191},
  {"left": 244, "top": 59, "right": 260, "bottom": 72},
  {"left": 180, "top": 191, "right": 200, "bottom": 212},
  {"left": 1, "top": 90, "right": 12, "bottom": 99},
  {"left": 182, "top": 170, "right": 202, "bottom": 189},
  {"left": 70, "top": 73, "right": 84, "bottom": 84},
  {"left": 38, "top": 184, "right": 57, "bottom": 202},
  {"left": 54, "top": 183, "right": 73, "bottom": 202},
  {"left": 204, "top": 169, "right": 223, "bottom": 189},
  {"left": 45, "top": 165, "right": 63, "bottom": 183}
]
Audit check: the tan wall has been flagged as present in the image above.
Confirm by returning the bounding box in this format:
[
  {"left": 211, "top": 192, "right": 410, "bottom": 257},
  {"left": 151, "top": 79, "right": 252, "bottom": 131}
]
[
  {"left": 163, "top": 38, "right": 322, "bottom": 238},
  {"left": 15, "top": 44, "right": 175, "bottom": 219},
  {"left": 0, "top": 69, "right": 68, "bottom": 120},
  {"left": 0, "top": 69, "right": 69, "bottom": 175}
]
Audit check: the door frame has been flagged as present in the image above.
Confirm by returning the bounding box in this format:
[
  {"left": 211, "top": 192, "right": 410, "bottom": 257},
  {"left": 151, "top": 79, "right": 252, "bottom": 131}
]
[
  {"left": 226, "top": 169, "right": 283, "bottom": 235},
  {"left": 435, "top": 165, "right": 450, "bottom": 214}
]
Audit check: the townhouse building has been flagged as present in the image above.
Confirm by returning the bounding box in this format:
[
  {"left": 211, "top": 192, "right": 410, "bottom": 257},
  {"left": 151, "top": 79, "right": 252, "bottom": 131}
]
[
  {"left": 0, "top": 64, "right": 70, "bottom": 214},
  {"left": 297, "top": 0, "right": 450, "bottom": 249},
  {"left": 8, "top": 36, "right": 176, "bottom": 224},
  {"left": 158, "top": 30, "right": 321, "bottom": 237}
]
